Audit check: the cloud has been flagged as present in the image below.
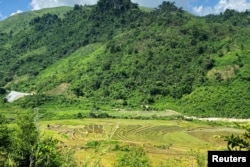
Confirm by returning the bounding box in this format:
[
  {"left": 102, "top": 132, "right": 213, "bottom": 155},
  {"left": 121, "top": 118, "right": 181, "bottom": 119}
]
[
  {"left": 33, "top": 0, "right": 250, "bottom": 17},
  {"left": 193, "top": 6, "right": 214, "bottom": 16},
  {"left": 193, "top": 0, "right": 250, "bottom": 16},
  {"left": 10, "top": 10, "right": 23, "bottom": 16},
  {"left": 30, "top": 0, "right": 193, "bottom": 12},
  {"left": 132, "top": 0, "right": 192, "bottom": 10},
  {"left": 30, "top": 0, "right": 160, "bottom": 10},
  {"left": 30, "top": 0, "right": 97, "bottom": 10}
]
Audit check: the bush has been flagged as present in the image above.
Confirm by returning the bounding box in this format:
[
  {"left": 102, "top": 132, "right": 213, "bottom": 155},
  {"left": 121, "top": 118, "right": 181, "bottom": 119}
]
[
  {"left": 222, "top": 123, "right": 250, "bottom": 151},
  {"left": 0, "top": 111, "right": 76, "bottom": 166},
  {"left": 88, "top": 112, "right": 111, "bottom": 118},
  {"left": 85, "top": 140, "right": 101, "bottom": 149},
  {"left": 0, "top": 88, "right": 6, "bottom": 95},
  {"left": 114, "top": 147, "right": 152, "bottom": 167}
]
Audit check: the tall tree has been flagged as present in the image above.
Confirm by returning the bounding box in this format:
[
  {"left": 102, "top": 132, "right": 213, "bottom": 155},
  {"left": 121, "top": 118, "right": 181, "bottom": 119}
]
[{"left": 0, "top": 111, "right": 76, "bottom": 167}]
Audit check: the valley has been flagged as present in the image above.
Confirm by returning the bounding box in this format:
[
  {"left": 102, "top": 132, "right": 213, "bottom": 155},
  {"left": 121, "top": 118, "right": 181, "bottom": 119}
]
[{"left": 0, "top": 0, "right": 249, "bottom": 166}]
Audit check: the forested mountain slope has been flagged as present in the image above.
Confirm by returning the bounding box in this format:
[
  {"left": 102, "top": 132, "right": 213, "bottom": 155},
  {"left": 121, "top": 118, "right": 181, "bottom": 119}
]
[{"left": 0, "top": 0, "right": 249, "bottom": 118}]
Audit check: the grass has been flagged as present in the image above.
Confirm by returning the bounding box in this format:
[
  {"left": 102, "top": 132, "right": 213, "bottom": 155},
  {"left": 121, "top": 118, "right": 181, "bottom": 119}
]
[
  {"left": 139, "top": 7, "right": 154, "bottom": 13},
  {"left": 214, "top": 50, "right": 239, "bottom": 67},
  {"left": 39, "top": 118, "right": 245, "bottom": 167},
  {"left": 207, "top": 65, "right": 239, "bottom": 80}
]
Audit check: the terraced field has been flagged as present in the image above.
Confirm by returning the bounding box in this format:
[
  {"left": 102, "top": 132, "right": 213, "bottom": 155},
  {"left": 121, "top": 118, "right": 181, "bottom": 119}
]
[{"left": 40, "top": 119, "right": 245, "bottom": 167}]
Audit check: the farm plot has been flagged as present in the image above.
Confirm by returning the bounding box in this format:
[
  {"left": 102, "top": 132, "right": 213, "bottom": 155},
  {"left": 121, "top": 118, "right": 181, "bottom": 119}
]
[{"left": 41, "top": 119, "right": 243, "bottom": 166}]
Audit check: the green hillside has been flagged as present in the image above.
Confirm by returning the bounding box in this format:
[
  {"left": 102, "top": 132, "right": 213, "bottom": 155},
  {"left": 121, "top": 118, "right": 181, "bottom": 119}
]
[
  {"left": 0, "top": 6, "right": 72, "bottom": 34},
  {"left": 0, "top": 0, "right": 249, "bottom": 118}
]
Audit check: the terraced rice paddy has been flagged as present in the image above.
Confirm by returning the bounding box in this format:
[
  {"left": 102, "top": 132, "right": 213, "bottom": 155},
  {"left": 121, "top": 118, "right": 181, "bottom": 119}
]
[{"left": 40, "top": 119, "right": 244, "bottom": 167}]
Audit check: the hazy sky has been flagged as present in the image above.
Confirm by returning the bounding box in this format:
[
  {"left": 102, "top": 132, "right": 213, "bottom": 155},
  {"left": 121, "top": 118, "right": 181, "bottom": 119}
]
[{"left": 1, "top": 0, "right": 250, "bottom": 20}]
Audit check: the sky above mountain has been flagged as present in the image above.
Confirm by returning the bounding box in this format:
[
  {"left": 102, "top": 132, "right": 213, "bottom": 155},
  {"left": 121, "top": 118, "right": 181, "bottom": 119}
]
[{"left": 0, "top": 0, "right": 250, "bottom": 20}]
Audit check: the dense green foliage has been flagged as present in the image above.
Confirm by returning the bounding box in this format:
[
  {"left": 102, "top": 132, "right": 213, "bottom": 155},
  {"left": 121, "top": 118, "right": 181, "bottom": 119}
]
[
  {"left": 223, "top": 123, "right": 250, "bottom": 151},
  {"left": 0, "top": 112, "right": 76, "bottom": 167},
  {"left": 115, "top": 147, "right": 152, "bottom": 167},
  {"left": 0, "top": 0, "right": 249, "bottom": 117}
]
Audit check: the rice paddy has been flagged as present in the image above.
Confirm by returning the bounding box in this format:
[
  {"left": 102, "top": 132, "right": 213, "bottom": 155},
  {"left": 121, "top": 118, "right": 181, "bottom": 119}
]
[{"left": 39, "top": 118, "right": 245, "bottom": 166}]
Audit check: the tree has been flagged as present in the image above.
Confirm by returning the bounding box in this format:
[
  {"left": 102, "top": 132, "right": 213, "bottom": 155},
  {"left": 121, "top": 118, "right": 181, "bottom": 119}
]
[
  {"left": 158, "top": 1, "right": 178, "bottom": 13},
  {"left": 0, "top": 111, "right": 76, "bottom": 167},
  {"left": 13, "top": 112, "right": 39, "bottom": 167},
  {"left": 0, "top": 113, "right": 12, "bottom": 154},
  {"left": 114, "top": 147, "right": 152, "bottom": 167},
  {"left": 73, "top": 4, "right": 82, "bottom": 10},
  {"left": 0, "top": 87, "right": 6, "bottom": 95},
  {"left": 222, "top": 123, "right": 250, "bottom": 151},
  {"left": 96, "top": 0, "right": 138, "bottom": 14}
]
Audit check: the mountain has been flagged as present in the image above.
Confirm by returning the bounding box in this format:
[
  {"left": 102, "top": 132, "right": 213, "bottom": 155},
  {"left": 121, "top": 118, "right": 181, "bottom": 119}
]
[
  {"left": 0, "top": 0, "right": 249, "bottom": 118},
  {"left": 0, "top": 6, "right": 72, "bottom": 34}
]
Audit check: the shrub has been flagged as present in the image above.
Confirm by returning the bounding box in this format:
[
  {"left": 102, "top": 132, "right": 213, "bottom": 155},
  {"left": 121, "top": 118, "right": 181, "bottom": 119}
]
[{"left": 114, "top": 147, "right": 152, "bottom": 167}]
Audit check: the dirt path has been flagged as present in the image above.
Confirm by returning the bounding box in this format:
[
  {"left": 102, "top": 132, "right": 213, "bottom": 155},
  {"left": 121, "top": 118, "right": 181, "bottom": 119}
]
[{"left": 184, "top": 116, "right": 250, "bottom": 122}]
